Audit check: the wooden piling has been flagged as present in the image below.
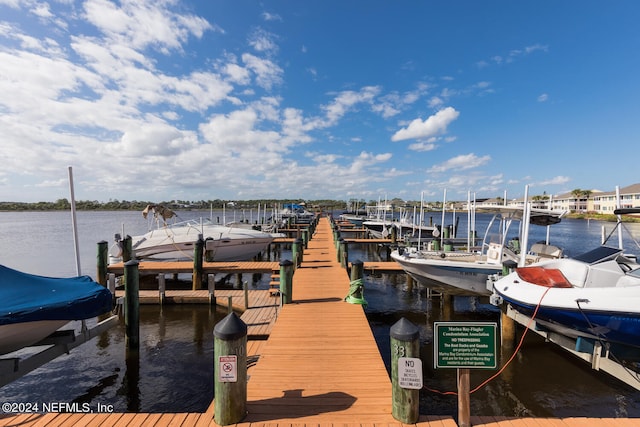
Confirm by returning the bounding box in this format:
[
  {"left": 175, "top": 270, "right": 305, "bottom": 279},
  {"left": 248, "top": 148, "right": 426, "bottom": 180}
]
[
  {"left": 208, "top": 273, "right": 215, "bottom": 305},
  {"left": 501, "top": 305, "right": 516, "bottom": 347},
  {"left": 96, "top": 240, "right": 108, "bottom": 285},
  {"left": 192, "top": 235, "right": 204, "bottom": 291},
  {"left": 390, "top": 317, "right": 420, "bottom": 423},
  {"left": 124, "top": 259, "right": 139, "bottom": 350},
  {"left": 458, "top": 368, "right": 471, "bottom": 427},
  {"left": 121, "top": 235, "right": 132, "bottom": 262},
  {"left": 214, "top": 312, "right": 247, "bottom": 425},
  {"left": 279, "top": 259, "right": 294, "bottom": 304},
  {"left": 158, "top": 274, "right": 166, "bottom": 305}
]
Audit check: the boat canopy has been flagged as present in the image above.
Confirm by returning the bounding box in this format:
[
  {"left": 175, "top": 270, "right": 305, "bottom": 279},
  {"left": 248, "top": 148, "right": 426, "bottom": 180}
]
[{"left": 0, "top": 265, "right": 113, "bottom": 325}]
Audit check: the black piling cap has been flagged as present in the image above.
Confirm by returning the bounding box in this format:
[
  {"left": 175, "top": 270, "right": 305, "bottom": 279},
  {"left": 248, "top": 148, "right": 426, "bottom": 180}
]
[
  {"left": 390, "top": 317, "right": 419, "bottom": 341},
  {"left": 280, "top": 259, "right": 293, "bottom": 267},
  {"left": 214, "top": 312, "right": 247, "bottom": 340},
  {"left": 351, "top": 259, "right": 363, "bottom": 266}
]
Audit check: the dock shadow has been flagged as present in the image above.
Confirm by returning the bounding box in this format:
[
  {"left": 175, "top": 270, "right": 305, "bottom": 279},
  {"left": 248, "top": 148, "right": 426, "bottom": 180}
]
[{"left": 244, "top": 389, "right": 357, "bottom": 422}]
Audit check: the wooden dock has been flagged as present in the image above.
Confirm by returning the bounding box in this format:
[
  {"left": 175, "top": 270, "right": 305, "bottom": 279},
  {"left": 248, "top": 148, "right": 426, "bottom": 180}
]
[
  {"left": 107, "top": 260, "right": 280, "bottom": 275},
  {"left": 1, "top": 217, "right": 638, "bottom": 426}
]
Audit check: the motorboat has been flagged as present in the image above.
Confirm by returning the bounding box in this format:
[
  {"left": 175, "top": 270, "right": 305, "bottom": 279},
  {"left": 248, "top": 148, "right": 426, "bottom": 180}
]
[
  {"left": 275, "top": 203, "right": 316, "bottom": 225},
  {"left": 491, "top": 208, "right": 640, "bottom": 349},
  {"left": 0, "top": 265, "right": 113, "bottom": 355},
  {"left": 391, "top": 205, "right": 566, "bottom": 296},
  {"left": 109, "top": 204, "right": 277, "bottom": 263}
]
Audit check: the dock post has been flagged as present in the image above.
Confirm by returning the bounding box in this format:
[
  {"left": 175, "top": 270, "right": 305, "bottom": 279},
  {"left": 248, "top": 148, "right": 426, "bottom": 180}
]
[
  {"left": 243, "top": 281, "right": 249, "bottom": 309},
  {"left": 350, "top": 259, "right": 364, "bottom": 283},
  {"left": 337, "top": 237, "right": 345, "bottom": 263},
  {"left": 158, "top": 274, "right": 166, "bottom": 305},
  {"left": 302, "top": 228, "right": 309, "bottom": 248},
  {"left": 214, "top": 312, "right": 247, "bottom": 425},
  {"left": 501, "top": 306, "right": 516, "bottom": 347},
  {"left": 124, "top": 260, "right": 140, "bottom": 350},
  {"left": 390, "top": 317, "right": 420, "bottom": 424},
  {"left": 340, "top": 239, "right": 349, "bottom": 268},
  {"left": 108, "top": 273, "right": 116, "bottom": 304},
  {"left": 122, "top": 235, "right": 132, "bottom": 262},
  {"left": 279, "top": 259, "right": 294, "bottom": 304},
  {"left": 292, "top": 238, "right": 300, "bottom": 267},
  {"left": 207, "top": 274, "right": 215, "bottom": 305},
  {"left": 458, "top": 368, "right": 471, "bottom": 427},
  {"left": 294, "top": 238, "right": 304, "bottom": 267},
  {"left": 192, "top": 235, "right": 204, "bottom": 291},
  {"left": 345, "top": 259, "right": 367, "bottom": 306},
  {"left": 97, "top": 240, "right": 108, "bottom": 285}
]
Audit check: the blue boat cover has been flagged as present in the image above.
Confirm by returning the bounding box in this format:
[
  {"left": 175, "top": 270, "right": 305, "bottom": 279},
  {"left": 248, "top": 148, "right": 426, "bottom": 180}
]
[{"left": 0, "top": 265, "right": 113, "bottom": 325}]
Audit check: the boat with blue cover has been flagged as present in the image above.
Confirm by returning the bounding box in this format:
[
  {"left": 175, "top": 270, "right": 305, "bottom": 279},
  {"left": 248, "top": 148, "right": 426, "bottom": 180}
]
[{"left": 0, "top": 265, "right": 113, "bottom": 355}]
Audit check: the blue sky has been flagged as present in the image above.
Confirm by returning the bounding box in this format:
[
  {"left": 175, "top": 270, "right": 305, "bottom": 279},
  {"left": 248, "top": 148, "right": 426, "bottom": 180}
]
[{"left": 1, "top": 1, "right": 639, "bottom": 203}]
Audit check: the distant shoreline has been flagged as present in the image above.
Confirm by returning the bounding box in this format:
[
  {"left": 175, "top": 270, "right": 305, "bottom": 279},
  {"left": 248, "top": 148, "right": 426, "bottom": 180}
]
[{"left": 1, "top": 208, "right": 639, "bottom": 223}]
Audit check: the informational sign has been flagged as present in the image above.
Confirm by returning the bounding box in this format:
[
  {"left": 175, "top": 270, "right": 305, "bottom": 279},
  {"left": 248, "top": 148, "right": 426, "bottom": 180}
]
[
  {"left": 398, "top": 357, "right": 423, "bottom": 389},
  {"left": 218, "top": 355, "right": 238, "bottom": 382},
  {"left": 434, "top": 322, "right": 497, "bottom": 369}
]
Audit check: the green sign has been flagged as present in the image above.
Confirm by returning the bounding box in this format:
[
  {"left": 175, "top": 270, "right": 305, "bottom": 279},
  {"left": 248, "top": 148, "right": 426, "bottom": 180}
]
[{"left": 434, "top": 322, "right": 497, "bottom": 369}]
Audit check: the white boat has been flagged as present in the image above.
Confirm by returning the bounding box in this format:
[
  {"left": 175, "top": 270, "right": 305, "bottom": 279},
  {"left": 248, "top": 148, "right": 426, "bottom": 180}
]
[
  {"left": 491, "top": 208, "right": 640, "bottom": 349},
  {"left": 391, "top": 205, "right": 566, "bottom": 296},
  {"left": 0, "top": 265, "right": 113, "bottom": 355},
  {"left": 275, "top": 203, "right": 316, "bottom": 224},
  {"left": 109, "top": 205, "right": 276, "bottom": 263}
]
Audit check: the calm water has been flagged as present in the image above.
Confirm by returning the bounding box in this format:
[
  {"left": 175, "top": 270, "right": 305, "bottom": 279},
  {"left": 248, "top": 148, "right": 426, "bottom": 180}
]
[{"left": 1, "top": 210, "right": 640, "bottom": 416}]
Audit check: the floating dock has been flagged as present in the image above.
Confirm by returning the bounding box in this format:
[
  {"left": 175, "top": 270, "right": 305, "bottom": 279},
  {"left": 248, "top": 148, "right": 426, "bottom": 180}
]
[{"left": 1, "top": 217, "right": 637, "bottom": 426}]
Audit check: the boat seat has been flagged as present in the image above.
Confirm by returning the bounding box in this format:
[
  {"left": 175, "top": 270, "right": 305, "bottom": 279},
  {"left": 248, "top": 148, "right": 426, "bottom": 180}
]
[
  {"left": 583, "top": 260, "right": 627, "bottom": 288},
  {"left": 530, "top": 243, "right": 563, "bottom": 259}
]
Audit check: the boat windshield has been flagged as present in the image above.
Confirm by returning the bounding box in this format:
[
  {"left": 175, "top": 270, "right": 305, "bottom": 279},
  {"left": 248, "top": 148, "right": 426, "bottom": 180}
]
[
  {"left": 573, "top": 246, "right": 623, "bottom": 264},
  {"left": 627, "top": 268, "right": 640, "bottom": 279}
]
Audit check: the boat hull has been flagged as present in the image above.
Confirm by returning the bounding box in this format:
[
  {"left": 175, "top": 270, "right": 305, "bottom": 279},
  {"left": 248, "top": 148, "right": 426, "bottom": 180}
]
[
  {"left": 113, "top": 223, "right": 276, "bottom": 262},
  {"left": 493, "top": 272, "right": 640, "bottom": 349},
  {"left": 391, "top": 251, "right": 497, "bottom": 296},
  {"left": 0, "top": 320, "right": 69, "bottom": 355}
]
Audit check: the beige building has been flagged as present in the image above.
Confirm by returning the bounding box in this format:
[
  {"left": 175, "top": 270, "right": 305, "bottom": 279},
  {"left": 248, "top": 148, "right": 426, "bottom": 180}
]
[
  {"left": 548, "top": 183, "right": 640, "bottom": 213},
  {"left": 470, "top": 183, "right": 640, "bottom": 214}
]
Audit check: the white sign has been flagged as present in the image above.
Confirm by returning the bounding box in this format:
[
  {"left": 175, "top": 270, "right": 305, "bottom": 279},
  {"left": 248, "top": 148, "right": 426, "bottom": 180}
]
[
  {"left": 398, "top": 357, "right": 423, "bottom": 389},
  {"left": 219, "top": 355, "right": 237, "bottom": 382}
]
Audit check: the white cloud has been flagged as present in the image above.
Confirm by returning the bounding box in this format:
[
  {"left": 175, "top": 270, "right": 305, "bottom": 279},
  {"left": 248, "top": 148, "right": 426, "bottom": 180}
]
[
  {"left": 262, "top": 12, "right": 282, "bottom": 22},
  {"left": 408, "top": 142, "right": 437, "bottom": 152},
  {"left": 322, "top": 86, "right": 380, "bottom": 126},
  {"left": 83, "top": 0, "right": 213, "bottom": 53},
  {"left": 537, "top": 93, "right": 549, "bottom": 102},
  {"left": 242, "top": 53, "right": 283, "bottom": 90},
  {"left": 391, "top": 107, "right": 460, "bottom": 142},
  {"left": 248, "top": 28, "right": 278, "bottom": 54},
  {"left": 428, "top": 153, "right": 491, "bottom": 173},
  {"left": 538, "top": 176, "right": 570, "bottom": 186}
]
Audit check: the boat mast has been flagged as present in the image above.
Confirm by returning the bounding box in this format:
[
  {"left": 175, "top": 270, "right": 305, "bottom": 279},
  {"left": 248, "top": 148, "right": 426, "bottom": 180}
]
[
  {"left": 440, "top": 189, "right": 447, "bottom": 249},
  {"left": 68, "top": 166, "right": 81, "bottom": 276},
  {"left": 616, "top": 185, "right": 623, "bottom": 249},
  {"left": 519, "top": 185, "right": 531, "bottom": 267}
]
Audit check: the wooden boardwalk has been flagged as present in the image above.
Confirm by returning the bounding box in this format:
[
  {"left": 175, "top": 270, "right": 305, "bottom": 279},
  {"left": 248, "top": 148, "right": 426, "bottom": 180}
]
[
  {"left": 107, "top": 260, "right": 280, "bottom": 275},
  {"left": 1, "top": 217, "right": 638, "bottom": 426}
]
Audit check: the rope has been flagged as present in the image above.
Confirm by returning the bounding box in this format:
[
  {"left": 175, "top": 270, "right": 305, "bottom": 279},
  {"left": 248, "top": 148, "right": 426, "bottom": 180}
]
[
  {"left": 344, "top": 278, "right": 368, "bottom": 307},
  {"left": 424, "top": 287, "right": 551, "bottom": 396}
]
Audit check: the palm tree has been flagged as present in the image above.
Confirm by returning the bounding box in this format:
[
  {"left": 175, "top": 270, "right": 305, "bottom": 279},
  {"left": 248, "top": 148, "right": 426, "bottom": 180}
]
[{"left": 570, "top": 188, "right": 590, "bottom": 212}]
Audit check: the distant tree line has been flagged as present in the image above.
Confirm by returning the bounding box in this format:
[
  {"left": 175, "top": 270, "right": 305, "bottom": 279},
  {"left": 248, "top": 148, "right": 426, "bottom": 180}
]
[{"left": 0, "top": 198, "right": 351, "bottom": 212}]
